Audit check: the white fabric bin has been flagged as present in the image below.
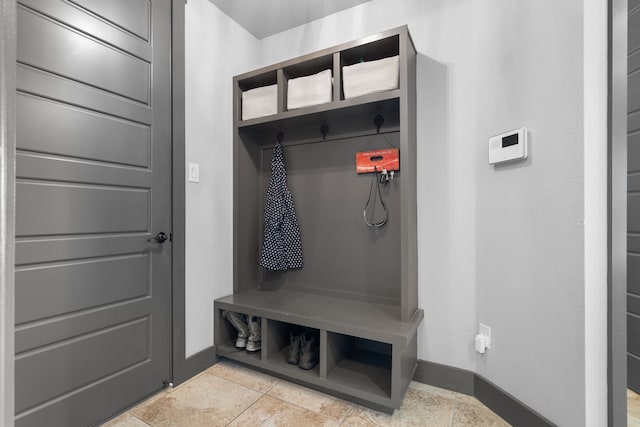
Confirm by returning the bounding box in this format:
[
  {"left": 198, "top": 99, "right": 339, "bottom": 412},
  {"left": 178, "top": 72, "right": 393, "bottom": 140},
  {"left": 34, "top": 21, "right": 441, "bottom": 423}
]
[
  {"left": 242, "top": 84, "right": 277, "bottom": 120},
  {"left": 287, "top": 69, "right": 332, "bottom": 110},
  {"left": 342, "top": 55, "right": 399, "bottom": 99}
]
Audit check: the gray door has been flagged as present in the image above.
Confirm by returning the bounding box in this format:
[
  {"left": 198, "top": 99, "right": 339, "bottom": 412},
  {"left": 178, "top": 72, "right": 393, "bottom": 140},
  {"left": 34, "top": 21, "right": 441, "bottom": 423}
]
[
  {"left": 14, "top": 1, "right": 172, "bottom": 425},
  {"left": 629, "top": 1, "right": 640, "bottom": 394}
]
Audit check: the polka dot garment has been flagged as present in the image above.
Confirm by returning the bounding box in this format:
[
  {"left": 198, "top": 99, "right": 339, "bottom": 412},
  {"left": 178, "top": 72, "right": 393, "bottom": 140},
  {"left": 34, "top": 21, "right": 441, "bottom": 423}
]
[{"left": 259, "top": 141, "right": 303, "bottom": 270}]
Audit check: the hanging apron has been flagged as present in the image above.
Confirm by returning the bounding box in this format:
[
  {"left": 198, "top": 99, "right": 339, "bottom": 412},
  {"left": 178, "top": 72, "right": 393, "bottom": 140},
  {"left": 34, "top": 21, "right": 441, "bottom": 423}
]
[{"left": 259, "top": 141, "right": 303, "bottom": 270}]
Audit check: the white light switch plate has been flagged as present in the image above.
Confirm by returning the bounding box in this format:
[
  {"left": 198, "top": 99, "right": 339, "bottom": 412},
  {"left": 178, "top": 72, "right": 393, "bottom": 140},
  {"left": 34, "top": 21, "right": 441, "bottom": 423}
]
[{"left": 188, "top": 163, "right": 200, "bottom": 183}]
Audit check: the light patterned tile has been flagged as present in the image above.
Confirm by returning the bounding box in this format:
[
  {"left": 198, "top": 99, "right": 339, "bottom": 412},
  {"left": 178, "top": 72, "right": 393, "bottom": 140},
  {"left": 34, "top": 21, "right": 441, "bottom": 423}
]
[
  {"left": 452, "top": 401, "right": 510, "bottom": 427},
  {"left": 101, "top": 413, "right": 151, "bottom": 427},
  {"left": 208, "top": 359, "right": 279, "bottom": 393},
  {"left": 131, "top": 372, "right": 261, "bottom": 427},
  {"left": 341, "top": 387, "right": 455, "bottom": 427},
  {"left": 630, "top": 414, "right": 640, "bottom": 427},
  {"left": 228, "top": 395, "right": 340, "bottom": 427},
  {"left": 455, "top": 392, "right": 484, "bottom": 407},
  {"left": 410, "top": 381, "right": 457, "bottom": 400},
  {"left": 130, "top": 390, "right": 170, "bottom": 409},
  {"left": 629, "top": 388, "right": 640, "bottom": 420},
  {"left": 267, "top": 381, "right": 352, "bottom": 422}
]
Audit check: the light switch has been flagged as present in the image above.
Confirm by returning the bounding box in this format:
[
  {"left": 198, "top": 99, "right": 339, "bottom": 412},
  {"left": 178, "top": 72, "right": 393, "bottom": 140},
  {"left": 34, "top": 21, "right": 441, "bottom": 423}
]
[{"left": 188, "top": 162, "right": 200, "bottom": 183}]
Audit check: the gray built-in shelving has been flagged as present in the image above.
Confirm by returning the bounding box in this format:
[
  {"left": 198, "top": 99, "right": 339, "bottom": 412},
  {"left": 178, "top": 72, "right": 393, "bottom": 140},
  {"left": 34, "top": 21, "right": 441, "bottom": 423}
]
[{"left": 214, "top": 26, "right": 423, "bottom": 413}]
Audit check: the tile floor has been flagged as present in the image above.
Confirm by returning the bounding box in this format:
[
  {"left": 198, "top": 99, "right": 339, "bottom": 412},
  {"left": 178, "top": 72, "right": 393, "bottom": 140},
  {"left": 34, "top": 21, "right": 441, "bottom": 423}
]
[
  {"left": 630, "top": 389, "right": 640, "bottom": 427},
  {"left": 102, "top": 359, "right": 510, "bottom": 427}
]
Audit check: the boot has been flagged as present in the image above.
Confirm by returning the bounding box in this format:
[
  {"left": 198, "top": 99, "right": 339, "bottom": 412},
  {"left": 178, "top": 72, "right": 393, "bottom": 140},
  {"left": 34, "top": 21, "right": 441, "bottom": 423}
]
[
  {"left": 246, "top": 315, "right": 261, "bottom": 352},
  {"left": 298, "top": 331, "right": 319, "bottom": 370},
  {"left": 222, "top": 311, "right": 249, "bottom": 349},
  {"left": 287, "top": 329, "right": 304, "bottom": 364}
]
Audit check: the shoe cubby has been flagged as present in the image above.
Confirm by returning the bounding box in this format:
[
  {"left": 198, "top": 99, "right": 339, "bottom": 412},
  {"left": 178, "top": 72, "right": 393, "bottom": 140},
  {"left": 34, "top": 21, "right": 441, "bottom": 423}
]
[
  {"left": 324, "top": 332, "right": 392, "bottom": 399},
  {"left": 213, "top": 308, "right": 262, "bottom": 363},
  {"left": 217, "top": 26, "right": 421, "bottom": 414},
  {"left": 264, "top": 320, "right": 320, "bottom": 378}
]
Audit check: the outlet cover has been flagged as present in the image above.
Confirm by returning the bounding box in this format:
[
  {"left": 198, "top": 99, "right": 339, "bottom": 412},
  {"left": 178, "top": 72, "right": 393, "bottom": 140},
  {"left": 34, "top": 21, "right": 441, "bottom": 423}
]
[
  {"left": 188, "top": 162, "right": 200, "bottom": 183},
  {"left": 479, "top": 323, "right": 491, "bottom": 349}
]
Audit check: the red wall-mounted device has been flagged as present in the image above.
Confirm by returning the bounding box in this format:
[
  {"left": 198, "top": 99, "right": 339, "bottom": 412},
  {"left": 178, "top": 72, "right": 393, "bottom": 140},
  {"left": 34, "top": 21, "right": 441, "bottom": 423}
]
[{"left": 356, "top": 148, "right": 400, "bottom": 173}]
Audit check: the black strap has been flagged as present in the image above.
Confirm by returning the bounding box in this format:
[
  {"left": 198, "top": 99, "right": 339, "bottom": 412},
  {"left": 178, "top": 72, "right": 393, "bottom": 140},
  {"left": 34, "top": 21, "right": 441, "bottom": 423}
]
[{"left": 363, "top": 174, "right": 387, "bottom": 227}]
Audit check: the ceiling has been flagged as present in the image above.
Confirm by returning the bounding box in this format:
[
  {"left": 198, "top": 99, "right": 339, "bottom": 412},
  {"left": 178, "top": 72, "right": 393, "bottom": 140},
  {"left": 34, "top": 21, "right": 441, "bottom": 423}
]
[{"left": 207, "top": 0, "right": 371, "bottom": 39}]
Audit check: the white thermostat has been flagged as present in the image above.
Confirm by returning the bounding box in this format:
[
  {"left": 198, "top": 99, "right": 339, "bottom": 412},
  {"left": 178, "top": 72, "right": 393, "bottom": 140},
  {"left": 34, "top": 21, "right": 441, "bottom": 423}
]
[{"left": 488, "top": 127, "right": 527, "bottom": 165}]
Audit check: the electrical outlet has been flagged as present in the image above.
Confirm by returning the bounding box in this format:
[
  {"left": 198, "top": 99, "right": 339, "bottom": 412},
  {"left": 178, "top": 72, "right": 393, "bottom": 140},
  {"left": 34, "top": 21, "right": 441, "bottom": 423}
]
[
  {"left": 479, "top": 323, "right": 491, "bottom": 349},
  {"left": 475, "top": 323, "right": 491, "bottom": 354}
]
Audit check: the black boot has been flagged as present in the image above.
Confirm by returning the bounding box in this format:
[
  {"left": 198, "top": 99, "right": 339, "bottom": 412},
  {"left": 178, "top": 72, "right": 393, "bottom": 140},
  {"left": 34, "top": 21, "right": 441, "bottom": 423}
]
[
  {"left": 298, "top": 331, "right": 319, "bottom": 370},
  {"left": 287, "top": 329, "right": 303, "bottom": 364}
]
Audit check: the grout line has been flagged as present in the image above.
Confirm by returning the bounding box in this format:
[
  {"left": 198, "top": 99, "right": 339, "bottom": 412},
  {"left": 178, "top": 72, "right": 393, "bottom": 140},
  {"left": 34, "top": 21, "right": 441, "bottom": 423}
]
[
  {"left": 224, "top": 393, "right": 265, "bottom": 427},
  {"left": 263, "top": 377, "right": 281, "bottom": 393},
  {"left": 265, "top": 393, "right": 351, "bottom": 424},
  {"left": 206, "top": 362, "right": 281, "bottom": 394},
  {"left": 450, "top": 393, "right": 458, "bottom": 427},
  {"left": 130, "top": 414, "right": 153, "bottom": 427},
  {"left": 338, "top": 404, "right": 357, "bottom": 426}
]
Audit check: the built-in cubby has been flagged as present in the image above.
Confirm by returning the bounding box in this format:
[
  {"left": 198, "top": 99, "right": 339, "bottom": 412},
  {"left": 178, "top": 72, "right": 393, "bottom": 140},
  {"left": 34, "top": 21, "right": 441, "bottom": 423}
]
[
  {"left": 215, "top": 25, "right": 422, "bottom": 413},
  {"left": 325, "top": 332, "right": 392, "bottom": 399},
  {"left": 282, "top": 53, "right": 335, "bottom": 111},
  {"left": 213, "top": 308, "right": 262, "bottom": 363},
  {"left": 264, "top": 320, "right": 320, "bottom": 378}
]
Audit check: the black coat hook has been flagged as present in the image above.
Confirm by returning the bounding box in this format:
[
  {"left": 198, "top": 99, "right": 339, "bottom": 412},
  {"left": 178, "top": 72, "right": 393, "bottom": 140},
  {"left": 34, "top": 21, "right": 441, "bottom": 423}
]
[
  {"left": 276, "top": 131, "right": 284, "bottom": 143},
  {"left": 320, "top": 123, "right": 329, "bottom": 140},
  {"left": 373, "top": 114, "right": 384, "bottom": 133}
]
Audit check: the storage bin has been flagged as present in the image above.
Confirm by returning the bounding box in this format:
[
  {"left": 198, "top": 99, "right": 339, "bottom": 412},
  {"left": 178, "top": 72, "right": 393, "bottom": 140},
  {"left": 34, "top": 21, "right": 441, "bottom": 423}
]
[
  {"left": 287, "top": 69, "right": 332, "bottom": 110},
  {"left": 342, "top": 55, "right": 399, "bottom": 99},
  {"left": 242, "top": 84, "right": 277, "bottom": 120}
]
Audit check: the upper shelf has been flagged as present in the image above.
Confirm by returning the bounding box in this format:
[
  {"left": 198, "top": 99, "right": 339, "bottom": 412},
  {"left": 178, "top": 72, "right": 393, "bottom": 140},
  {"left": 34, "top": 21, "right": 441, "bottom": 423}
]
[{"left": 233, "top": 26, "right": 415, "bottom": 135}]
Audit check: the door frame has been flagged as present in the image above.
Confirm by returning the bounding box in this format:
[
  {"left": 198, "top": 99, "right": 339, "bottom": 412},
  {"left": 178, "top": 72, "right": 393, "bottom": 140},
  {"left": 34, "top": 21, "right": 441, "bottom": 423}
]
[
  {"left": 609, "top": 0, "right": 628, "bottom": 425},
  {"left": 170, "top": 0, "right": 194, "bottom": 385},
  {"left": 0, "top": 0, "right": 16, "bottom": 425}
]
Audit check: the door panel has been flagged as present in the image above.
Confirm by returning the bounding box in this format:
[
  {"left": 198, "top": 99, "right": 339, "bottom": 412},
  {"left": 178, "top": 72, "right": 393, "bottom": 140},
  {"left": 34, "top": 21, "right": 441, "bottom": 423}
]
[
  {"left": 16, "top": 318, "right": 149, "bottom": 413},
  {"left": 17, "top": 7, "right": 150, "bottom": 102},
  {"left": 18, "top": 0, "right": 151, "bottom": 60},
  {"left": 16, "top": 65, "right": 152, "bottom": 122},
  {"left": 16, "top": 182, "right": 149, "bottom": 236},
  {"left": 15, "top": 0, "right": 171, "bottom": 425},
  {"left": 17, "top": 94, "right": 151, "bottom": 167},
  {"left": 15, "top": 254, "right": 149, "bottom": 324},
  {"left": 69, "top": 0, "right": 150, "bottom": 41}
]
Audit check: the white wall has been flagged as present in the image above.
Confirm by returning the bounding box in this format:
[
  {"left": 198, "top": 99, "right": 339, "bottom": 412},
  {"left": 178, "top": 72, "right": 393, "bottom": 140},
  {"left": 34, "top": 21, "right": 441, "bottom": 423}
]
[
  {"left": 470, "top": 2, "right": 587, "bottom": 425},
  {"left": 583, "top": 0, "right": 608, "bottom": 425},
  {"left": 184, "top": 0, "right": 258, "bottom": 357},
  {"left": 186, "top": 0, "right": 608, "bottom": 425}
]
